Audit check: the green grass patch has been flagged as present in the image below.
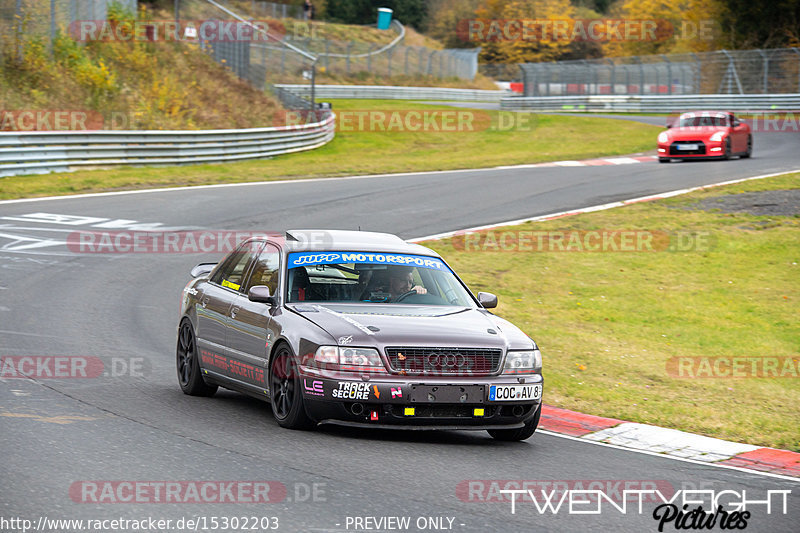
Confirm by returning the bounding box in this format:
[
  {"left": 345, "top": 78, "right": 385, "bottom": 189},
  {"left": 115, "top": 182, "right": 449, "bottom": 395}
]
[
  {"left": 0, "top": 100, "right": 659, "bottom": 200},
  {"left": 425, "top": 172, "right": 800, "bottom": 451}
]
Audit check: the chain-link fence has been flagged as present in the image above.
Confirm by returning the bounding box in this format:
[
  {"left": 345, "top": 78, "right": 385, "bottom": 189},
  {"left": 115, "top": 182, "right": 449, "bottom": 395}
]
[
  {"left": 0, "top": 0, "right": 137, "bottom": 58},
  {"left": 249, "top": 1, "right": 304, "bottom": 20},
  {"left": 184, "top": 0, "right": 479, "bottom": 89},
  {"left": 520, "top": 48, "right": 800, "bottom": 96}
]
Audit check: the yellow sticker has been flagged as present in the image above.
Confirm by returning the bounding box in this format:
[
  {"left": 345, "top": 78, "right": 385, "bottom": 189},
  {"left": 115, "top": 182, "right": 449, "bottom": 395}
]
[
  {"left": 221, "top": 279, "right": 240, "bottom": 291},
  {"left": 404, "top": 407, "right": 415, "bottom": 416},
  {"left": 473, "top": 408, "right": 485, "bottom": 417}
]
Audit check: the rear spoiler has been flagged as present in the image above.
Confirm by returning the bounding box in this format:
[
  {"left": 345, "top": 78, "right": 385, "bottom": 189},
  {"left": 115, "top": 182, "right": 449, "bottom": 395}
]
[{"left": 190, "top": 263, "right": 217, "bottom": 278}]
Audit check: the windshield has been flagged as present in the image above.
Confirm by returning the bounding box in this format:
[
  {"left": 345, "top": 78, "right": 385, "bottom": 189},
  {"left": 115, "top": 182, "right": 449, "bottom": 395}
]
[
  {"left": 679, "top": 113, "right": 729, "bottom": 127},
  {"left": 286, "top": 251, "right": 476, "bottom": 306}
]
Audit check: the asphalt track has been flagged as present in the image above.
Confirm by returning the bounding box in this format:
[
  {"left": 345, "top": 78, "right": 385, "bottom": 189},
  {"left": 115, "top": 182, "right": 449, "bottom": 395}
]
[{"left": 1, "top": 121, "right": 799, "bottom": 532}]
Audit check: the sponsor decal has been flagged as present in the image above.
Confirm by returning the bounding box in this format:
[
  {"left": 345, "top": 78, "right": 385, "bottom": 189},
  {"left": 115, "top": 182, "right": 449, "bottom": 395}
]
[
  {"left": 314, "top": 306, "right": 375, "bottom": 336},
  {"left": 303, "top": 379, "right": 324, "bottom": 397},
  {"left": 331, "top": 382, "right": 370, "bottom": 400},
  {"left": 338, "top": 335, "right": 353, "bottom": 345},
  {"left": 288, "top": 252, "right": 447, "bottom": 271},
  {"left": 391, "top": 387, "right": 403, "bottom": 399},
  {"left": 199, "top": 350, "right": 265, "bottom": 384},
  {"left": 372, "top": 385, "right": 381, "bottom": 399}
]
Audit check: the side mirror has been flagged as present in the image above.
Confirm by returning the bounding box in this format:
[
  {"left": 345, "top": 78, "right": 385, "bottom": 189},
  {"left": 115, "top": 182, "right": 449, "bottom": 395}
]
[
  {"left": 477, "top": 292, "right": 498, "bottom": 309},
  {"left": 248, "top": 285, "right": 276, "bottom": 305},
  {"left": 665, "top": 123, "right": 672, "bottom": 129},
  {"left": 190, "top": 263, "right": 216, "bottom": 278}
]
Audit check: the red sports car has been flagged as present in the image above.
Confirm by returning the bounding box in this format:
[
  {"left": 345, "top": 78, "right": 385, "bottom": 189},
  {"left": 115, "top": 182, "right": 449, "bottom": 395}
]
[{"left": 657, "top": 111, "right": 752, "bottom": 162}]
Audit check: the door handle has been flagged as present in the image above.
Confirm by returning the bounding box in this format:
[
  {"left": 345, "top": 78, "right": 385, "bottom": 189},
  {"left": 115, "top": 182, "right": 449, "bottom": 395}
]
[
  {"left": 201, "top": 297, "right": 209, "bottom": 308},
  {"left": 230, "top": 306, "right": 239, "bottom": 319}
]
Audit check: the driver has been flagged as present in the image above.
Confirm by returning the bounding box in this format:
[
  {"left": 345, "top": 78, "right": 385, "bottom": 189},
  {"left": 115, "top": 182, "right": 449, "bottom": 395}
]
[{"left": 387, "top": 266, "right": 427, "bottom": 300}]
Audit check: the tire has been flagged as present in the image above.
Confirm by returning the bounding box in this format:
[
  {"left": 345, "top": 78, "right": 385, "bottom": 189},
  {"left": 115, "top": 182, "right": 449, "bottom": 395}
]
[
  {"left": 176, "top": 319, "right": 218, "bottom": 397},
  {"left": 269, "top": 344, "right": 313, "bottom": 430},
  {"left": 658, "top": 157, "right": 669, "bottom": 163},
  {"left": 741, "top": 135, "right": 752, "bottom": 158},
  {"left": 488, "top": 404, "right": 542, "bottom": 442},
  {"left": 723, "top": 138, "right": 732, "bottom": 160}
]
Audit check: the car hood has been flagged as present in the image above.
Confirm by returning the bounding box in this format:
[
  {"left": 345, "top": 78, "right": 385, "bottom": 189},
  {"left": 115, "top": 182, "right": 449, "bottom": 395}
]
[
  {"left": 664, "top": 126, "right": 726, "bottom": 140},
  {"left": 288, "top": 303, "right": 534, "bottom": 350}
]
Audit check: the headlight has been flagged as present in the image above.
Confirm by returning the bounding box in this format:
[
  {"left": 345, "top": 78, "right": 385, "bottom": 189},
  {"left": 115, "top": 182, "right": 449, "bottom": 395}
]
[
  {"left": 313, "top": 346, "right": 385, "bottom": 372},
  {"left": 710, "top": 132, "right": 725, "bottom": 142},
  {"left": 657, "top": 132, "right": 669, "bottom": 143},
  {"left": 503, "top": 349, "right": 542, "bottom": 374}
]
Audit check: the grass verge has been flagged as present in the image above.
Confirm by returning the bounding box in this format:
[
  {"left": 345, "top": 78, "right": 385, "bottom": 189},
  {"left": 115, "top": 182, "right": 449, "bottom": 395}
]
[
  {"left": 425, "top": 172, "right": 800, "bottom": 451},
  {"left": 0, "top": 100, "right": 659, "bottom": 200}
]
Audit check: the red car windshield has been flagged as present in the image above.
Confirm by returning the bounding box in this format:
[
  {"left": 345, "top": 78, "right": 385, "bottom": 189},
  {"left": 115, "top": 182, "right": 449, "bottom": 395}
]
[{"left": 679, "top": 114, "right": 730, "bottom": 127}]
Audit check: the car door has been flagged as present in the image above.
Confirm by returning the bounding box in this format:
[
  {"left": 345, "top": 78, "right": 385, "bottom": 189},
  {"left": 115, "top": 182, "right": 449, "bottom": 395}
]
[
  {"left": 225, "top": 242, "right": 281, "bottom": 391},
  {"left": 730, "top": 114, "right": 748, "bottom": 152},
  {"left": 196, "top": 240, "right": 264, "bottom": 380}
]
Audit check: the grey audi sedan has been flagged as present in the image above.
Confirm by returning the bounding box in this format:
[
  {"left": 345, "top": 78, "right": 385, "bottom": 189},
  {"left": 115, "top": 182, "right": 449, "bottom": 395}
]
[{"left": 177, "top": 230, "right": 543, "bottom": 441}]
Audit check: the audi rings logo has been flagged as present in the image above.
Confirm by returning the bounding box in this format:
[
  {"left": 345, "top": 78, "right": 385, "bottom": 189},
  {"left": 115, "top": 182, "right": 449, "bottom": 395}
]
[{"left": 426, "top": 352, "right": 468, "bottom": 370}]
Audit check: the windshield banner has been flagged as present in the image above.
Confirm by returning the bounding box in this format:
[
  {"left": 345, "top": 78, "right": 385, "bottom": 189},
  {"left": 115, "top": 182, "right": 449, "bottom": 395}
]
[{"left": 288, "top": 252, "right": 447, "bottom": 271}]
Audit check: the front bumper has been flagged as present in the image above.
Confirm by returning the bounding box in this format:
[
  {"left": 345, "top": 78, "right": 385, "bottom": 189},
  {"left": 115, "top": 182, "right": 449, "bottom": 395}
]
[
  {"left": 658, "top": 140, "right": 726, "bottom": 159},
  {"left": 299, "top": 368, "right": 543, "bottom": 429}
]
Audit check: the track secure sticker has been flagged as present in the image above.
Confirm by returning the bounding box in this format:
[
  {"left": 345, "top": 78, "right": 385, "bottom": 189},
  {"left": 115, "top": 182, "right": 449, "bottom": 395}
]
[
  {"left": 331, "top": 382, "right": 371, "bottom": 400},
  {"left": 287, "top": 252, "right": 447, "bottom": 271}
]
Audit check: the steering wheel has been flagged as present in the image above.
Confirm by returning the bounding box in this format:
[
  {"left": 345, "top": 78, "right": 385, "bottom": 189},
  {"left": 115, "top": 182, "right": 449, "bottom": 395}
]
[
  {"left": 394, "top": 290, "right": 418, "bottom": 302},
  {"left": 443, "top": 288, "right": 458, "bottom": 304}
]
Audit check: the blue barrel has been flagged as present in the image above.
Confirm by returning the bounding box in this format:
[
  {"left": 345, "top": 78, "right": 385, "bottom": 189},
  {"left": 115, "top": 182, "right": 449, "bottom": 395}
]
[{"left": 377, "top": 8, "right": 393, "bottom": 30}]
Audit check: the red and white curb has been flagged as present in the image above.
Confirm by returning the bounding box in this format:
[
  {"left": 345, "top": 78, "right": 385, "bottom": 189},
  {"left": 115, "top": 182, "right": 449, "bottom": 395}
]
[
  {"left": 495, "top": 155, "right": 656, "bottom": 169},
  {"left": 539, "top": 405, "right": 800, "bottom": 477}
]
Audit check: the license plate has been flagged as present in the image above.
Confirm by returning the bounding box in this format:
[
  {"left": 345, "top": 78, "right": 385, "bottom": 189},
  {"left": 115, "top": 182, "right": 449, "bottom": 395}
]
[
  {"left": 676, "top": 144, "right": 699, "bottom": 150},
  {"left": 408, "top": 384, "right": 485, "bottom": 403},
  {"left": 489, "top": 384, "right": 541, "bottom": 401}
]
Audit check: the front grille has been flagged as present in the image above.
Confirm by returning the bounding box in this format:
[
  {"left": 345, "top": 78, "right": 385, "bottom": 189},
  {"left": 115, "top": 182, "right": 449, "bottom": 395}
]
[
  {"left": 669, "top": 140, "right": 706, "bottom": 155},
  {"left": 385, "top": 347, "right": 503, "bottom": 375}
]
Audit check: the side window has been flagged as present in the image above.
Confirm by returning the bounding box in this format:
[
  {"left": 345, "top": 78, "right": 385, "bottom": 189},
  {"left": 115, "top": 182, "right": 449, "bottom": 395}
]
[
  {"left": 244, "top": 245, "right": 281, "bottom": 295},
  {"left": 210, "top": 241, "right": 264, "bottom": 292}
]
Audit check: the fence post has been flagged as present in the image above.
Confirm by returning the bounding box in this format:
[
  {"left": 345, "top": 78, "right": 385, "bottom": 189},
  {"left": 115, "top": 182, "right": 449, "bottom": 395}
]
[
  {"left": 49, "top": 0, "right": 56, "bottom": 54},
  {"left": 662, "top": 54, "right": 672, "bottom": 94},
  {"left": 367, "top": 44, "right": 376, "bottom": 74},
  {"left": 794, "top": 48, "right": 800, "bottom": 92},
  {"left": 404, "top": 46, "right": 410, "bottom": 75},
  {"left": 387, "top": 46, "right": 392, "bottom": 77},
  {"left": 346, "top": 41, "right": 352, "bottom": 74},
  {"left": 324, "top": 38, "right": 329, "bottom": 70},
  {"left": 758, "top": 49, "right": 769, "bottom": 94}
]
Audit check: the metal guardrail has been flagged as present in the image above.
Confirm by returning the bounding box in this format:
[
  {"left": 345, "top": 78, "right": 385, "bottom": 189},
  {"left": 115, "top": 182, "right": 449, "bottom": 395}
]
[
  {"left": 276, "top": 84, "right": 506, "bottom": 102},
  {"left": 500, "top": 94, "right": 800, "bottom": 112},
  {"left": 0, "top": 113, "right": 335, "bottom": 177}
]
